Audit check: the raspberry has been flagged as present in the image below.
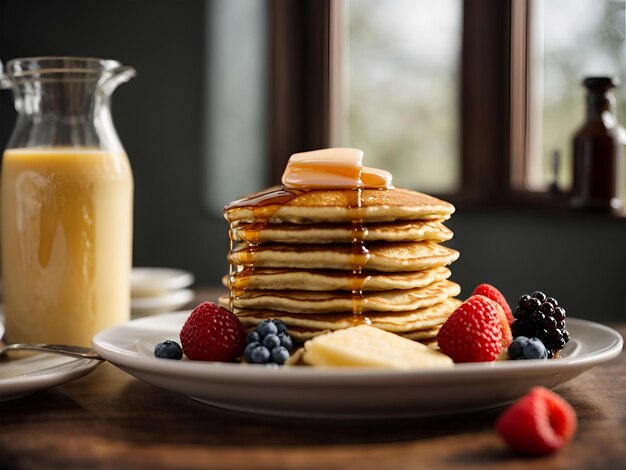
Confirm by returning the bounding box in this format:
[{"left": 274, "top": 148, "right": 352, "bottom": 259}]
[
  {"left": 496, "top": 387, "right": 577, "bottom": 455},
  {"left": 437, "top": 295, "right": 503, "bottom": 363},
  {"left": 472, "top": 283, "right": 513, "bottom": 324},
  {"left": 179, "top": 302, "right": 246, "bottom": 361}
]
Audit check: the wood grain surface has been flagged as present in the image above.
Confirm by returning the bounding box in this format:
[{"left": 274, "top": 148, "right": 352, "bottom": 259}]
[{"left": 0, "top": 292, "right": 623, "bottom": 469}]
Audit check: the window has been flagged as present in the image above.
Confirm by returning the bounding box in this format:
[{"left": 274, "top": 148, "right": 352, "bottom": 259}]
[
  {"left": 339, "top": 0, "right": 463, "bottom": 194},
  {"left": 512, "top": 0, "right": 626, "bottom": 197}
]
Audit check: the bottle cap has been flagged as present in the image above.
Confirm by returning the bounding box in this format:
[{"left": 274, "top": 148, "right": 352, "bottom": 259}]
[{"left": 583, "top": 76, "right": 619, "bottom": 91}]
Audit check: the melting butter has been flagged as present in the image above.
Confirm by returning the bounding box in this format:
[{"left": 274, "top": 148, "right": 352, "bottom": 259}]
[{"left": 281, "top": 148, "right": 393, "bottom": 189}]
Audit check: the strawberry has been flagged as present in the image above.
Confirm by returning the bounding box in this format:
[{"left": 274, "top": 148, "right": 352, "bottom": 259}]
[
  {"left": 496, "top": 387, "right": 577, "bottom": 455},
  {"left": 437, "top": 295, "right": 503, "bottom": 363},
  {"left": 472, "top": 283, "right": 514, "bottom": 324},
  {"left": 180, "top": 302, "right": 246, "bottom": 362},
  {"left": 475, "top": 295, "right": 513, "bottom": 348}
]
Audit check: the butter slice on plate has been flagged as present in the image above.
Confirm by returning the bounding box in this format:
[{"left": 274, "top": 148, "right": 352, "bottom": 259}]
[{"left": 302, "top": 325, "right": 453, "bottom": 370}]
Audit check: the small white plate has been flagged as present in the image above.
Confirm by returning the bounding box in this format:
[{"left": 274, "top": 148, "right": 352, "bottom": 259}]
[
  {"left": 131, "top": 267, "right": 194, "bottom": 296},
  {"left": 131, "top": 289, "right": 195, "bottom": 317},
  {"left": 92, "top": 314, "right": 623, "bottom": 419},
  {"left": 0, "top": 317, "right": 100, "bottom": 401},
  {"left": 0, "top": 352, "right": 100, "bottom": 402}
]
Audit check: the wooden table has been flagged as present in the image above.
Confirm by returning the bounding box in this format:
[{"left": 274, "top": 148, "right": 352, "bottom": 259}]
[{"left": 0, "top": 317, "right": 624, "bottom": 469}]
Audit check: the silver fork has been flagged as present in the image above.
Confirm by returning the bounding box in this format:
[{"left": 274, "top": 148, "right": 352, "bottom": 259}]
[{"left": 0, "top": 342, "right": 103, "bottom": 360}]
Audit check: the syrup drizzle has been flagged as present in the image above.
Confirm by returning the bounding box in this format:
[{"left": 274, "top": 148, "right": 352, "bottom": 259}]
[{"left": 224, "top": 157, "right": 390, "bottom": 325}]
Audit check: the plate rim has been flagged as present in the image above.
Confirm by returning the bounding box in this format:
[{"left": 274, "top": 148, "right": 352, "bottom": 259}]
[{"left": 92, "top": 313, "right": 624, "bottom": 382}]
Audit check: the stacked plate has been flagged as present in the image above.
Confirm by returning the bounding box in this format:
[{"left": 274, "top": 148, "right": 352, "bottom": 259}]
[
  {"left": 131, "top": 268, "right": 195, "bottom": 317},
  {"left": 222, "top": 186, "right": 461, "bottom": 343}
]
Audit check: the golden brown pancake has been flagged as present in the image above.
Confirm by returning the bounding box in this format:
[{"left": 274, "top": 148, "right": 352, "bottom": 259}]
[
  {"left": 231, "top": 220, "right": 453, "bottom": 244},
  {"left": 224, "top": 266, "right": 452, "bottom": 291},
  {"left": 228, "top": 241, "right": 459, "bottom": 272},
  {"left": 224, "top": 186, "right": 455, "bottom": 224},
  {"left": 220, "top": 298, "right": 461, "bottom": 335},
  {"left": 224, "top": 280, "right": 460, "bottom": 314}
]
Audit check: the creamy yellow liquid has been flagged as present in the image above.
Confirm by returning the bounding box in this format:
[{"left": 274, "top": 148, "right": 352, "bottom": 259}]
[{"left": 1, "top": 147, "right": 133, "bottom": 346}]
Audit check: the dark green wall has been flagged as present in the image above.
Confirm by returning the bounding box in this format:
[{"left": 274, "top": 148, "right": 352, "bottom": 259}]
[{"left": 1, "top": 1, "right": 625, "bottom": 322}]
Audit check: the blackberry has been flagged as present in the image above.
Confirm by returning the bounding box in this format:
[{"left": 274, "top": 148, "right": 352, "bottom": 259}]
[
  {"left": 244, "top": 319, "right": 294, "bottom": 365},
  {"left": 154, "top": 340, "right": 183, "bottom": 360},
  {"left": 510, "top": 291, "right": 569, "bottom": 358}
]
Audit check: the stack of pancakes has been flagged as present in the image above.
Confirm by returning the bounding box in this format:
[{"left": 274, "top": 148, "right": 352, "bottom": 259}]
[{"left": 221, "top": 186, "right": 461, "bottom": 343}]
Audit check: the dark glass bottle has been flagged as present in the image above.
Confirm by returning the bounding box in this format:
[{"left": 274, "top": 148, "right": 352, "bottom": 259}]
[{"left": 571, "top": 77, "right": 625, "bottom": 212}]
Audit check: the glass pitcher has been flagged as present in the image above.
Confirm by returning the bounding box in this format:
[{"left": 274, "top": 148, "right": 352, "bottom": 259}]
[{"left": 0, "top": 57, "right": 135, "bottom": 346}]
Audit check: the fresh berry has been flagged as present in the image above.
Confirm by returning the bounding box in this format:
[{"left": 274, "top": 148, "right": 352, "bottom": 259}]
[
  {"left": 475, "top": 295, "right": 513, "bottom": 348},
  {"left": 508, "top": 336, "right": 548, "bottom": 360},
  {"left": 496, "top": 387, "right": 577, "bottom": 455},
  {"left": 437, "top": 296, "right": 503, "bottom": 363},
  {"left": 278, "top": 332, "right": 293, "bottom": 352},
  {"left": 246, "top": 331, "right": 260, "bottom": 345},
  {"left": 179, "top": 302, "right": 246, "bottom": 362},
  {"left": 511, "top": 291, "right": 570, "bottom": 358},
  {"left": 250, "top": 345, "right": 271, "bottom": 364},
  {"left": 257, "top": 320, "right": 278, "bottom": 337},
  {"left": 244, "top": 319, "right": 294, "bottom": 365},
  {"left": 472, "top": 284, "right": 514, "bottom": 324},
  {"left": 270, "top": 346, "right": 290, "bottom": 364},
  {"left": 262, "top": 334, "right": 281, "bottom": 350},
  {"left": 154, "top": 340, "right": 183, "bottom": 360}
]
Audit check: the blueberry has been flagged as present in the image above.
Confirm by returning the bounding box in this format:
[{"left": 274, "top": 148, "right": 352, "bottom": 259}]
[
  {"left": 523, "top": 337, "right": 548, "bottom": 359},
  {"left": 245, "top": 331, "right": 260, "bottom": 345},
  {"left": 532, "top": 291, "right": 547, "bottom": 302},
  {"left": 508, "top": 336, "right": 529, "bottom": 359},
  {"left": 271, "top": 346, "right": 290, "bottom": 365},
  {"left": 250, "top": 346, "right": 271, "bottom": 364},
  {"left": 272, "top": 319, "right": 289, "bottom": 334},
  {"left": 262, "top": 334, "right": 281, "bottom": 350},
  {"left": 278, "top": 332, "right": 293, "bottom": 352},
  {"left": 244, "top": 342, "right": 260, "bottom": 362},
  {"left": 154, "top": 340, "right": 183, "bottom": 360},
  {"left": 256, "top": 320, "right": 278, "bottom": 337}
]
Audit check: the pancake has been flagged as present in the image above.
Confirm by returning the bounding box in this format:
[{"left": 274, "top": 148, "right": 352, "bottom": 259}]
[
  {"left": 286, "top": 325, "right": 443, "bottom": 342},
  {"left": 232, "top": 220, "right": 453, "bottom": 244},
  {"left": 229, "top": 241, "right": 459, "bottom": 272},
  {"left": 221, "top": 298, "right": 461, "bottom": 335},
  {"left": 224, "top": 280, "right": 460, "bottom": 314},
  {"left": 224, "top": 186, "right": 455, "bottom": 224},
  {"left": 225, "top": 266, "right": 452, "bottom": 291}
]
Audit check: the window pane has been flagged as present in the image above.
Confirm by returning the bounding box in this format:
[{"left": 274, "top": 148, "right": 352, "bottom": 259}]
[
  {"left": 341, "top": 0, "right": 462, "bottom": 193},
  {"left": 529, "top": 0, "right": 626, "bottom": 191}
]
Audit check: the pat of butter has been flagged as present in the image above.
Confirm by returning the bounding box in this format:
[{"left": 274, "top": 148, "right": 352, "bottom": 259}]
[
  {"left": 281, "top": 148, "right": 393, "bottom": 189},
  {"left": 302, "top": 325, "right": 453, "bottom": 370}
]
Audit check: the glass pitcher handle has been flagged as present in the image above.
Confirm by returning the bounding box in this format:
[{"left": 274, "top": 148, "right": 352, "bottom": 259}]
[{"left": 0, "top": 60, "right": 12, "bottom": 89}]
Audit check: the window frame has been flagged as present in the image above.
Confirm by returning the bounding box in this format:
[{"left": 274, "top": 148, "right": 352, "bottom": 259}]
[{"left": 267, "top": 0, "right": 572, "bottom": 210}]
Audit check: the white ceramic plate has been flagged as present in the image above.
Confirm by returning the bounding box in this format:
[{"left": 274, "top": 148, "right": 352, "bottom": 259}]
[
  {"left": 92, "top": 313, "right": 623, "bottom": 419},
  {"left": 0, "top": 317, "right": 100, "bottom": 401},
  {"left": 131, "top": 288, "right": 195, "bottom": 317},
  {"left": 131, "top": 267, "right": 194, "bottom": 296}
]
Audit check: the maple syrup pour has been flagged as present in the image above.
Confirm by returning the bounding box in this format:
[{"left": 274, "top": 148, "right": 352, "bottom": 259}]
[{"left": 225, "top": 188, "right": 305, "bottom": 312}]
